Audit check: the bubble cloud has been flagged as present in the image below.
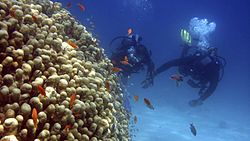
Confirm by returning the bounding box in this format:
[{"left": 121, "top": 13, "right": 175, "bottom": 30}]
[{"left": 189, "top": 17, "right": 216, "bottom": 49}]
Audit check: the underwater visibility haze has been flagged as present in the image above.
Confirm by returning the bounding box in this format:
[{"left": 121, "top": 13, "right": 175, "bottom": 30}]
[
  {"left": 62, "top": 1, "right": 250, "bottom": 141},
  {"left": 1, "top": 0, "right": 250, "bottom": 141}
]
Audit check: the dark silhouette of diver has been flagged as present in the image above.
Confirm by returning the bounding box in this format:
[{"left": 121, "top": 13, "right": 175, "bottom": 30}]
[
  {"left": 142, "top": 44, "right": 226, "bottom": 107},
  {"left": 110, "top": 34, "right": 155, "bottom": 85}
]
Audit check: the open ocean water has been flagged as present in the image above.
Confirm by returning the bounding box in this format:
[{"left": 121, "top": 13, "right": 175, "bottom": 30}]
[{"left": 53, "top": 0, "right": 250, "bottom": 140}]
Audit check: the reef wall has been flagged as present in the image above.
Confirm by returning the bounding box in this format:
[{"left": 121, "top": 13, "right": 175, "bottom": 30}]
[{"left": 0, "top": 0, "right": 129, "bottom": 140}]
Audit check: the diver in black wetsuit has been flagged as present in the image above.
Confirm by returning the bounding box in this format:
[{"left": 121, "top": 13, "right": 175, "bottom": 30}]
[
  {"left": 110, "top": 34, "right": 155, "bottom": 85},
  {"left": 142, "top": 44, "right": 226, "bottom": 107}
]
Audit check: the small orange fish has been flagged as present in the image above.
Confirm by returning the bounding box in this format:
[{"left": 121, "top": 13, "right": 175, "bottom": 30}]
[
  {"left": 67, "top": 40, "right": 78, "bottom": 49},
  {"left": 170, "top": 74, "right": 183, "bottom": 81},
  {"left": 32, "top": 15, "right": 38, "bottom": 22},
  {"left": 64, "top": 124, "right": 72, "bottom": 132},
  {"left": 77, "top": 3, "right": 85, "bottom": 11},
  {"left": 128, "top": 28, "right": 133, "bottom": 35},
  {"left": 120, "top": 60, "right": 129, "bottom": 65},
  {"left": 120, "top": 56, "right": 130, "bottom": 65},
  {"left": 9, "top": 9, "right": 16, "bottom": 18},
  {"left": 112, "top": 67, "right": 123, "bottom": 73},
  {"left": 134, "top": 116, "right": 138, "bottom": 124},
  {"left": 170, "top": 74, "right": 183, "bottom": 87},
  {"left": 144, "top": 98, "right": 154, "bottom": 110},
  {"left": 32, "top": 108, "right": 38, "bottom": 128},
  {"left": 37, "top": 85, "right": 46, "bottom": 97},
  {"left": 66, "top": 2, "right": 72, "bottom": 8},
  {"left": 105, "top": 80, "right": 111, "bottom": 92},
  {"left": 133, "top": 95, "right": 139, "bottom": 102},
  {"left": 70, "top": 93, "right": 76, "bottom": 109}
]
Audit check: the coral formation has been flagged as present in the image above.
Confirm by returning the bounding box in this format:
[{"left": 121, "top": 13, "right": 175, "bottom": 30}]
[{"left": 0, "top": 0, "right": 129, "bottom": 140}]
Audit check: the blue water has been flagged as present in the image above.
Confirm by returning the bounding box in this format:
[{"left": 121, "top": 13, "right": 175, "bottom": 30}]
[{"left": 53, "top": 0, "right": 250, "bottom": 140}]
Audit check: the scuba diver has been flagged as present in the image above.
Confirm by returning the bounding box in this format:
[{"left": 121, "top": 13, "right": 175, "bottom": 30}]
[
  {"left": 142, "top": 29, "right": 226, "bottom": 107},
  {"left": 110, "top": 32, "right": 155, "bottom": 85}
]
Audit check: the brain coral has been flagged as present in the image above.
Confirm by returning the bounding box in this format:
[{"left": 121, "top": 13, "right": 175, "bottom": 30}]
[{"left": 0, "top": 0, "right": 130, "bottom": 140}]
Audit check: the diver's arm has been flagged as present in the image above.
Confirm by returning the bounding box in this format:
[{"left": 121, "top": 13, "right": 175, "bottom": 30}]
[
  {"left": 189, "top": 61, "right": 221, "bottom": 107},
  {"left": 189, "top": 77, "right": 218, "bottom": 107},
  {"left": 140, "top": 45, "right": 155, "bottom": 77},
  {"left": 155, "top": 56, "right": 195, "bottom": 76},
  {"left": 198, "top": 72, "right": 219, "bottom": 101},
  {"left": 141, "top": 57, "right": 190, "bottom": 88},
  {"left": 140, "top": 46, "right": 155, "bottom": 88},
  {"left": 155, "top": 59, "right": 181, "bottom": 76},
  {"left": 143, "top": 55, "right": 155, "bottom": 79},
  {"left": 146, "top": 60, "right": 155, "bottom": 77}
]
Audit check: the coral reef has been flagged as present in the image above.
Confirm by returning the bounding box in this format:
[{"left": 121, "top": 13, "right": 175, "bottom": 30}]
[{"left": 0, "top": 0, "right": 129, "bottom": 140}]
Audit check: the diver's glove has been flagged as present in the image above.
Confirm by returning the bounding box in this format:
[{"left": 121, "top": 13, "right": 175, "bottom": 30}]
[{"left": 188, "top": 99, "right": 203, "bottom": 107}]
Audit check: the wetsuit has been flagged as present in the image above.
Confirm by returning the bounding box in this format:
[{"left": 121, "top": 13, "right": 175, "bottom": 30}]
[
  {"left": 111, "top": 35, "right": 155, "bottom": 84},
  {"left": 153, "top": 45, "right": 222, "bottom": 106}
]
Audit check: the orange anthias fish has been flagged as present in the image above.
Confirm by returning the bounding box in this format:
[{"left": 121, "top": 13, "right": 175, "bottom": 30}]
[
  {"left": 9, "top": 9, "right": 16, "bottom": 18},
  {"left": 64, "top": 124, "right": 72, "bottom": 132},
  {"left": 120, "top": 60, "right": 129, "bottom": 65},
  {"left": 128, "top": 28, "right": 133, "bottom": 35},
  {"left": 77, "top": 3, "right": 86, "bottom": 11},
  {"left": 120, "top": 56, "right": 130, "bottom": 65},
  {"left": 170, "top": 74, "right": 183, "bottom": 81},
  {"left": 66, "top": 2, "right": 72, "bottom": 8},
  {"left": 32, "top": 15, "right": 38, "bottom": 22},
  {"left": 32, "top": 108, "right": 38, "bottom": 128},
  {"left": 144, "top": 98, "right": 154, "bottom": 110},
  {"left": 112, "top": 67, "right": 123, "bottom": 73},
  {"left": 70, "top": 93, "right": 76, "bottom": 109},
  {"left": 134, "top": 116, "right": 138, "bottom": 124},
  {"left": 133, "top": 95, "right": 139, "bottom": 102},
  {"left": 170, "top": 74, "right": 183, "bottom": 87},
  {"left": 105, "top": 80, "right": 111, "bottom": 92},
  {"left": 67, "top": 40, "right": 78, "bottom": 49},
  {"left": 37, "top": 85, "right": 46, "bottom": 97}
]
